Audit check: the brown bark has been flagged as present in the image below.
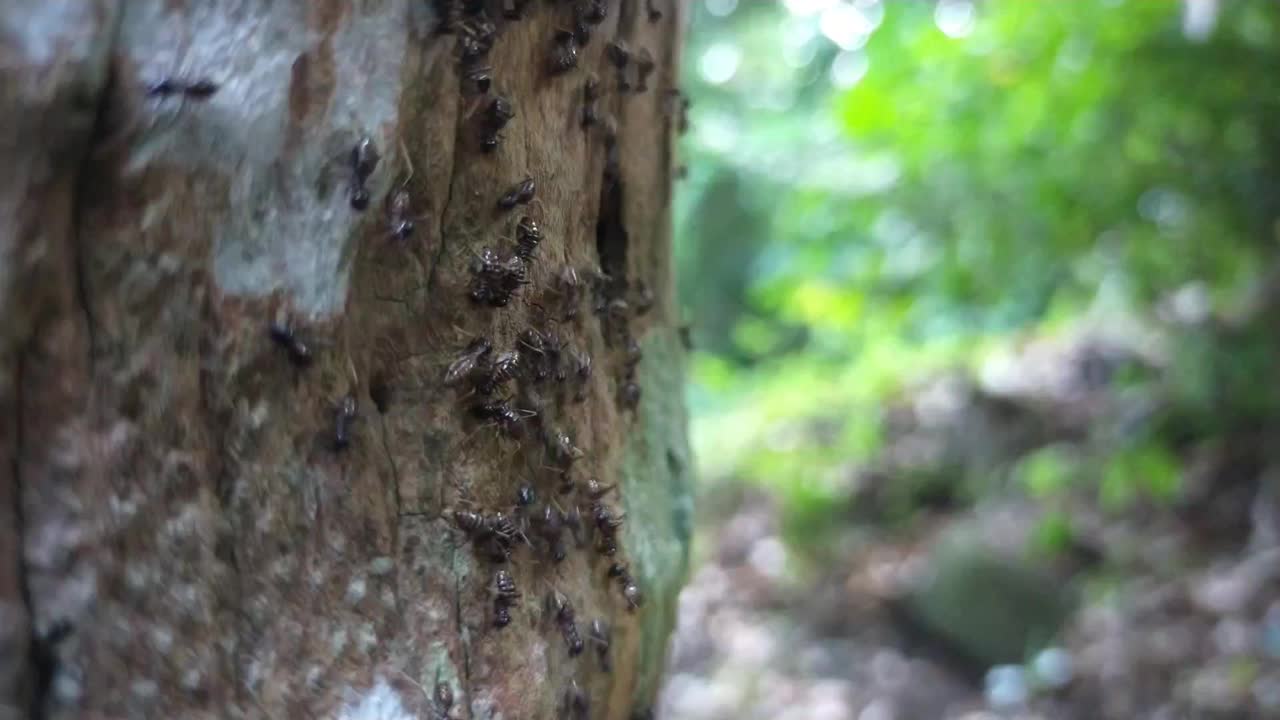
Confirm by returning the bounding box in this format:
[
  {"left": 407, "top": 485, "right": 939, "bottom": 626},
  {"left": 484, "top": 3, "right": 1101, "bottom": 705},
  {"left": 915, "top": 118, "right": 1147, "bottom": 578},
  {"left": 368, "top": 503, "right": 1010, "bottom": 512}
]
[{"left": 0, "top": 1, "right": 691, "bottom": 718}]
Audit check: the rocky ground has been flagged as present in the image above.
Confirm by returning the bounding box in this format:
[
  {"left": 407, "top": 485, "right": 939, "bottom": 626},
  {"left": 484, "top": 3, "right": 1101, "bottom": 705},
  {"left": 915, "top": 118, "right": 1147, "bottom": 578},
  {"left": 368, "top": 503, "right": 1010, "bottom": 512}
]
[{"left": 657, "top": 325, "right": 1280, "bottom": 719}]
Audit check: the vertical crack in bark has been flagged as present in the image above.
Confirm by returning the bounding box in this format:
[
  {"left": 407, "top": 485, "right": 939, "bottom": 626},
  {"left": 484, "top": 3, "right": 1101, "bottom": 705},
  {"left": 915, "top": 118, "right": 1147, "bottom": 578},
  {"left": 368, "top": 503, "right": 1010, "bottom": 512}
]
[
  {"left": 18, "top": 9, "right": 127, "bottom": 716},
  {"left": 425, "top": 95, "right": 464, "bottom": 296},
  {"left": 380, "top": 417, "right": 403, "bottom": 519},
  {"left": 451, "top": 544, "right": 475, "bottom": 720}
]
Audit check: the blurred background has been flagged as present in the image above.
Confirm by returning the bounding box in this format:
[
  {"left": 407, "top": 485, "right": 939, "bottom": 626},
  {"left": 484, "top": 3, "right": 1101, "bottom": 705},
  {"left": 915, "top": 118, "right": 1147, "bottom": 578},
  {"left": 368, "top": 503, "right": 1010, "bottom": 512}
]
[{"left": 657, "top": 1, "right": 1280, "bottom": 718}]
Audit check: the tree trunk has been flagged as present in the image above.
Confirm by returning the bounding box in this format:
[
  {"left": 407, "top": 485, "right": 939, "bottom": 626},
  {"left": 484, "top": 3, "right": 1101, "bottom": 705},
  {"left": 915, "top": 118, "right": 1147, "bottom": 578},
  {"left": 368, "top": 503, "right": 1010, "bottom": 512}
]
[{"left": 0, "top": 1, "right": 691, "bottom": 718}]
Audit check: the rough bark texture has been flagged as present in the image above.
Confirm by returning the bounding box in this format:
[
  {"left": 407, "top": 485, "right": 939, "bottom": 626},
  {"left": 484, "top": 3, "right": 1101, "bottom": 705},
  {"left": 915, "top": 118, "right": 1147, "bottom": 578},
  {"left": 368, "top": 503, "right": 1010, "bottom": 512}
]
[{"left": 0, "top": 1, "right": 691, "bottom": 718}]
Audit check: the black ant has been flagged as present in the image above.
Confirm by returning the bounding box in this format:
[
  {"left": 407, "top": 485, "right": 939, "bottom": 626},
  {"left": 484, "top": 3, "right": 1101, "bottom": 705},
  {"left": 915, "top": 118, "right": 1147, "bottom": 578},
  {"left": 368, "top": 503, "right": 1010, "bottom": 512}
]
[
  {"left": 618, "top": 380, "right": 641, "bottom": 410},
  {"left": 584, "top": 477, "right": 616, "bottom": 500},
  {"left": 434, "top": 0, "right": 461, "bottom": 34},
  {"left": 635, "top": 48, "right": 655, "bottom": 92},
  {"left": 581, "top": 75, "right": 601, "bottom": 129},
  {"left": 558, "top": 267, "right": 584, "bottom": 321},
  {"left": 462, "top": 62, "right": 493, "bottom": 96},
  {"left": 433, "top": 681, "right": 454, "bottom": 719},
  {"left": 444, "top": 336, "right": 494, "bottom": 386},
  {"left": 563, "top": 679, "right": 590, "bottom": 720},
  {"left": 608, "top": 562, "right": 644, "bottom": 611},
  {"left": 481, "top": 96, "right": 515, "bottom": 152},
  {"left": 501, "top": 0, "right": 532, "bottom": 20},
  {"left": 633, "top": 281, "right": 654, "bottom": 315},
  {"left": 665, "top": 89, "right": 690, "bottom": 135},
  {"left": 571, "top": 15, "right": 592, "bottom": 47},
  {"left": 469, "top": 247, "right": 527, "bottom": 306},
  {"left": 679, "top": 323, "right": 693, "bottom": 350},
  {"left": 581, "top": 0, "right": 607, "bottom": 24},
  {"left": 146, "top": 77, "right": 220, "bottom": 100},
  {"left": 532, "top": 503, "right": 567, "bottom": 562},
  {"left": 473, "top": 350, "right": 520, "bottom": 395},
  {"left": 492, "top": 569, "right": 521, "bottom": 628},
  {"left": 387, "top": 142, "right": 423, "bottom": 241},
  {"left": 452, "top": 507, "right": 520, "bottom": 562},
  {"left": 470, "top": 398, "right": 536, "bottom": 438},
  {"left": 606, "top": 41, "right": 631, "bottom": 91},
  {"left": 645, "top": 0, "right": 662, "bottom": 22},
  {"left": 551, "top": 30, "right": 579, "bottom": 74},
  {"left": 570, "top": 349, "right": 591, "bottom": 402},
  {"left": 518, "top": 328, "right": 561, "bottom": 383},
  {"left": 514, "top": 216, "right": 542, "bottom": 262},
  {"left": 268, "top": 322, "right": 314, "bottom": 367},
  {"left": 591, "top": 500, "right": 624, "bottom": 555},
  {"left": 497, "top": 176, "right": 536, "bottom": 210},
  {"left": 545, "top": 591, "right": 585, "bottom": 657},
  {"left": 333, "top": 395, "right": 358, "bottom": 451},
  {"left": 548, "top": 427, "right": 583, "bottom": 467},
  {"left": 624, "top": 337, "right": 642, "bottom": 371},
  {"left": 589, "top": 619, "right": 612, "bottom": 673},
  {"left": 350, "top": 136, "right": 380, "bottom": 211}
]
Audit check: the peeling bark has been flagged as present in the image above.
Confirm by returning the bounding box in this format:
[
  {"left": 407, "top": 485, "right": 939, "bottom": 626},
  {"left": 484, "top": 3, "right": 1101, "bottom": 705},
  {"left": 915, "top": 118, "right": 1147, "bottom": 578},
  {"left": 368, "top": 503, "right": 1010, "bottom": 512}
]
[{"left": 0, "top": 1, "right": 690, "bottom": 718}]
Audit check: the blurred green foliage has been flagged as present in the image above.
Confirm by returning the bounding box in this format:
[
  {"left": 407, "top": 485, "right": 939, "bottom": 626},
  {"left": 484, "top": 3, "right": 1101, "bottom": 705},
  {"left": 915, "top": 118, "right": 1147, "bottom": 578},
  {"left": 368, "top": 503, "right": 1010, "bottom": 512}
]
[{"left": 677, "top": 0, "right": 1280, "bottom": 541}]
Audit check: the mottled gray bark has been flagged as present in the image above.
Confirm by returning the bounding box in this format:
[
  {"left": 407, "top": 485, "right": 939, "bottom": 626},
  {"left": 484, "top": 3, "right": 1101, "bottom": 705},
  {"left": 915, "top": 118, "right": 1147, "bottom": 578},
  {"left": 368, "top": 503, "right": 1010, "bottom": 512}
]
[{"left": 0, "top": 1, "right": 691, "bottom": 718}]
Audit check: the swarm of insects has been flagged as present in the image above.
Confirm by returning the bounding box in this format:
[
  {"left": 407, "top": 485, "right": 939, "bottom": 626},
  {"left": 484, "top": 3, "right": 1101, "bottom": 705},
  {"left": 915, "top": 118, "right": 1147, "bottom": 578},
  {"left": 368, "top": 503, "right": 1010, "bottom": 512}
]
[
  {"left": 268, "top": 322, "right": 313, "bottom": 367},
  {"left": 546, "top": 591, "right": 585, "bottom": 656},
  {"left": 590, "top": 619, "right": 612, "bottom": 673},
  {"left": 497, "top": 176, "right": 536, "bottom": 210},
  {"left": 349, "top": 136, "right": 380, "bottom": 210},
  {"left": 147, "top": 77, "right": 219, "bottom": 99},
  {"left": 608, "top": 562, "right": 644, "bottom": 611},
  {"left": 481, "top": 96, "right": 515, "bottom": 152},
  {"left": 492, "top": 569, "right": 521, "bottom": 628},
  {"left": 551, "top": 30, "right": 579, "bottom": 74},
  {"left": 333, "top": 395, "right": 358, "bottom": 451}
]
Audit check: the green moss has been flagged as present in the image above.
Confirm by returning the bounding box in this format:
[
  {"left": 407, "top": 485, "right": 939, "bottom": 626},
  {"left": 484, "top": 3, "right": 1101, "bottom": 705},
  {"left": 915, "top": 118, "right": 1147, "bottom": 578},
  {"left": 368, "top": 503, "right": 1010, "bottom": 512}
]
[{"left": 620, "top": 326, "right": 694, "bottom": 701}]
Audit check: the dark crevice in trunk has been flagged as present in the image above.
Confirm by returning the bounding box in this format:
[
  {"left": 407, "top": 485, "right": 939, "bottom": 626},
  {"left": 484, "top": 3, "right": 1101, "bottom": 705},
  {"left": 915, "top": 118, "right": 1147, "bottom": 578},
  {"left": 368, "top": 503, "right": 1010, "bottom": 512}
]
[{"left": 595, "top": 178, "right": 628, "bottom": 287}]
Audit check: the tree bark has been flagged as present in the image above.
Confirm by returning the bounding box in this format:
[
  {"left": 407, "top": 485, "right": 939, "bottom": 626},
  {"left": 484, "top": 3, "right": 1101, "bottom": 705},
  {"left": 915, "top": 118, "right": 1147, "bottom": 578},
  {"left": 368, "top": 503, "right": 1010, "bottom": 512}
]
[{"left": 0, "top": 1, "right": 691, "bottom": 718}]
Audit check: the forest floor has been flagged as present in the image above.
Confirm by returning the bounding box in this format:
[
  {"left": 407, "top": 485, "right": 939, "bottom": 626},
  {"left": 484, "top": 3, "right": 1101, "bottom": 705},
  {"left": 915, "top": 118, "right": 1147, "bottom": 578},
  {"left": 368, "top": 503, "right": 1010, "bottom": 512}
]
[{"left": 657, "top": 328, "right": 1280, "bottom": 720}]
